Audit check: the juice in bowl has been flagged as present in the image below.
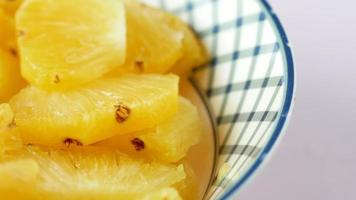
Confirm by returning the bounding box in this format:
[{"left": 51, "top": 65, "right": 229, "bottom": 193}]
[
  {"left": 180, "top": 79, "right": 217, "bottom": 199},
  {"left": 0, "top": 0, "right": 294, "bottom": 199}
]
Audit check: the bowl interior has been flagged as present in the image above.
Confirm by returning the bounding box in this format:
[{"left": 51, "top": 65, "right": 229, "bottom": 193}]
[{"left": 140, "top": 0, "right": 294, "bottom": 199}]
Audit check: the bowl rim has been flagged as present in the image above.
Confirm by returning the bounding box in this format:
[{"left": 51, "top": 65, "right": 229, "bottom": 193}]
[{"left": 219, "top": 0, "right": 295, "bottom": 199}]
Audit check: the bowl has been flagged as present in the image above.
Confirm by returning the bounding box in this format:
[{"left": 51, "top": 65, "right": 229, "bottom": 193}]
[{"left": 141, "top": 0, "right": 295, "bottom": 199}]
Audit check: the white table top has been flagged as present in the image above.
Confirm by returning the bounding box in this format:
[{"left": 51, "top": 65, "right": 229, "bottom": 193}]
[{"left": 239, "top": 0, "right": 356, "bottom": 199}]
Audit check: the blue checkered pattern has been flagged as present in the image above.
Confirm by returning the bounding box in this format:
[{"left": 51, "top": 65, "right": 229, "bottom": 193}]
[{"left": 140, "top": 0, "right": 294, "bottom": 199}]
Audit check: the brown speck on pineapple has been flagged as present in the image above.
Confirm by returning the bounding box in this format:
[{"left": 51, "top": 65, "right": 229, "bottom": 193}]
[
  {"left": 18, "top": 30, "right": 25, "bottom": 37},
  {"left": 114, "top": 103, "right": 130, "bottom": 123},
  {"left": 131, "top": 138, "right": 145, "bottom": 151},
  {"left": 7, "top": 118, "right": 16, "bottom": 128},
  {"left": 73, "top": 162, "right": 80, "bottom": 169},
  {"left": 134, "top": 60, "right": 144, "bottom": 72},
  {"left": 9, "top": 48, "right": 17, "bottom": 57},
  {"left": 63, "top": 138, "right": 83, "bottom": 147},
  {"left": 54, "top": 75, "right": 61, "bottom": 84},
  {"left": 47, "top": 151, "right": 51, "bottom": 156}
]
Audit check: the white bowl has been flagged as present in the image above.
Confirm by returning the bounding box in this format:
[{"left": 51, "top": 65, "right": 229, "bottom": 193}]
[{"left": 141, "top": 0, "right": 295, "bottom": 199}]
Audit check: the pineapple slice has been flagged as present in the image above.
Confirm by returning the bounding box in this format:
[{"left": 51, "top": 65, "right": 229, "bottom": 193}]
[
  {"left": 108, "top": 1, "right": 183, "bottom": 76},
  {"left": 143, "top": 5, "right": 209, "bottom": 76},
  {"left": 0, "top": 158, "right": 40, "bottom": 200},
  {"left": 0, "top": 103, "right": 13, "bottom": 128},
  {"left": 0, "top": 9, "right": 17, "bottom": 51},
  {"left": 0, "top": 109, "right": 188, "bottom": 199},
  {"left": 142, "top": 187, "right": 182, "bottom": 200},
  {"left": 0, "top": 146, "right": 186, "bottom": 200},
  {"left": 170, "top": 20, "right": 209, "bottom": 76},
  {"left": 10, "top": 74, "right": 179, "bottom": 146},
  {"left": 175, "top": 162, "right": 200, "bottom": 200},
  {"left": 16, "top": 0, "right": 126, "bottom": 89},
  {"left": 98, "top": 97, "right": 203, "bottom": 162},
  {"left": 0, "top": 48, "right": 26, "bottom": 102},
  {"left": 0, "top": 0, "right": 23, "bottom": 17},
  {"left": 0, "top": 104, "right": 22, "bottom": 159},
  {"left": 0, "top": 159, "right": 39, "bottom": 188},
  {"left": 0, "top": 122, "right": 21, "bottom": 159}
]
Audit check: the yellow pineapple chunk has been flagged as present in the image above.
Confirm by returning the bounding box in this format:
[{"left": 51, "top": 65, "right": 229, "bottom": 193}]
[
  {"left": 0, "top": 110, "right": 192, "bottom": 199},
  {"left": 143, "top": 187, "right": 182, "bottom": 200},
  {"left": 10, "top": 74, "right": 179, "bottom": 146},
  {"left": 0, "top": 146, "right": 186, "bottom": 199},
  {"left": 0, "top": 0, "right": 23, "bottom": 16},
  {"left": 0, "top": 48, "right": 26, "bottom": 102},
  {"left": 0, "top": 123, "right": 22, "bottom": 159},
  {"left": 0, "top": 104, "right": 22, "bottom": 159},
  {"left": 0, "top": 9, "right": 17, "bottom": 51},
  {"left": 0, "top": 159, "right": 39, "bottom": 187},
  {"left": 99, "top": 97, "right": 202, "bottom": 162},
  {"left": 108, "top": 1, "right": 183, "bottom": 75},
  {"left": 0, "top": 104, "right": 13, "bottom": 128},
  {"left": 142, "top": 5, "right": 209, "bottom": 76},
  {"left": 170, "top": 21, "right": 209, "bottom": 76},
  {"left": 16, "top": 0, "right": 126, "bottom": 89},
  {"left": 175, "top": 162, "right": 200, "bottom": 200},
  {"left": 0, "top": 158, "right": 40, "bottom": 200}
]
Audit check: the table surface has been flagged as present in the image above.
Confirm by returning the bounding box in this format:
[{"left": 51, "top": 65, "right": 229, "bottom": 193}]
[{"left": 238, "top": 0, "right": 356, "bottom": 199}]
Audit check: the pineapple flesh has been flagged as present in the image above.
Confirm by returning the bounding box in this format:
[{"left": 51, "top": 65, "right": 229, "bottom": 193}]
[
  {"left": 108, "top": 0, "right": 184, "bottom": 76},
  {"left": 16, "top": 0, "right": 126, "bottom": 89},
  {"left": 0, "top": 107, "right": 195, "bottom": 199},
  {"left": 0, "top": 103, "right": 22, "bottom": 159},
  {"left": 174, "top": 161, "right": 200, "bottom": 200},
  {"left": 0, "top": 0, "right": 205, "bottom": 199},
  {"left": 142, "top": 5, "right": 209, "bottom": 76},
  {"left": 0, "top": 146, "right": 186, "bottom": 200},
  {"left": 10, "top": 74, "right": 179, "bottom": 146},
  {"left": 0, "top": 0, "right": 23, "bottom": 17},
  {"left": 98, "top": 97, "right": 203, "bottom": 163},
  {"left": 0, "top": 103, "right": 13, "bottom": 128},
  {"left": 142, "top": 187, "right": 182, "bottom": 200},
  {"left": 0, "top": 9, "right": 17, "bottom": 52},
  {"left": 0, "top": 48, "right": 26, "bottom": 103}
]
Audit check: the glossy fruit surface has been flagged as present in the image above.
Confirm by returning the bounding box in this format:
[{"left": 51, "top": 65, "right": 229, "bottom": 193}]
[
  {"left": 0, "top": 48, "right": 26, "bottom": 102},
  {"left": 10, "top": 74, "right": 179, "bottom": 146},
  {"left": 98, "top": 97, "right": 202, "bottom": 162},
  {"left": 108, "top": 1, "right": 183, "bottom": 76},
  {"left": 16, "top": 0, "right": 126, "bottom": 89},
  {"left": 0, "top": 146, "right": 186, "bottom": 200}
]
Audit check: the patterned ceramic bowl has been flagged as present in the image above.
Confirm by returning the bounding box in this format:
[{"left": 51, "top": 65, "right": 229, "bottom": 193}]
[{"left": 142, "top": 0, "right": 295, "bottom": 199}]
